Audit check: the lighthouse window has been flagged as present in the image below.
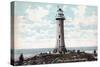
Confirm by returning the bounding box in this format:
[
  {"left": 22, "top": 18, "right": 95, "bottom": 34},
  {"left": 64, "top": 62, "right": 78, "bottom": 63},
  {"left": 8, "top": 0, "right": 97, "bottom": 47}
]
[
  {"left": 59, "top": 35, "right": 60, "bottom": 38},
  {"left": 59, "top": 40, "right": 60, "bottom": 45},
  {"left": 59, "top": 24, "right": 60, "bottom": 26}
]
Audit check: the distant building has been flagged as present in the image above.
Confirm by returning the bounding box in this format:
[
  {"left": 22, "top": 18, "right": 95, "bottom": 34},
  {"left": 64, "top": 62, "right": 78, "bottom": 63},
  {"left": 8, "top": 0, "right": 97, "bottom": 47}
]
[{"left": 53, "top": 7, "right": 67, "bottom": 54}]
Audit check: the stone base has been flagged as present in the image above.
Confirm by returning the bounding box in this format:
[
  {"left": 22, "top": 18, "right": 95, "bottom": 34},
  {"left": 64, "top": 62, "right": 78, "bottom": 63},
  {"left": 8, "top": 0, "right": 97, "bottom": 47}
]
[{"left": 53, "top": 47, "right": 67, "bottom": 54}]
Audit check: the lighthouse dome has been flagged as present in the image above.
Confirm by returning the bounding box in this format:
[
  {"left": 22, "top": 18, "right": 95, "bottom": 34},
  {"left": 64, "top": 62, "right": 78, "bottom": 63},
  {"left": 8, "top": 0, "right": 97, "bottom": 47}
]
[{"left": 56, "top": 8, "right": 65, "bottom": 20}]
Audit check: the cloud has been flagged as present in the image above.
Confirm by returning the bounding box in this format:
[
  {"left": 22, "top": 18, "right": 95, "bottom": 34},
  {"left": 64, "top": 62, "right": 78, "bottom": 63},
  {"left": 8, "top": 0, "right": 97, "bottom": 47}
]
[
  {"left": 25, "top": 6, "right": 49, "bottom": 22},
  {"left": 14, "top": 16, "right": 55, "bottom": 38},
  {"left": 62, "top": 5, "right": 68, "bottom": 10},
  {"left": 74, "top": 5, "right": 86, "bottom": 18},
  {"left": 46, "top": 4, "right": 52, "bottom": 9},
  {"left": 67, "top": 5, "right": 98, "bottom": 31},
  {"left": 14, "top": 3, "right": 97, "bottom": 49},
  {"left": 14, "top": 5, "right": 54, "bottom": 40},
  {"left": 68, "top": 5, "right": 96, "bottom": 23},
  {"left": 65, "top": 39, "right": 97, "bottom": 47}
]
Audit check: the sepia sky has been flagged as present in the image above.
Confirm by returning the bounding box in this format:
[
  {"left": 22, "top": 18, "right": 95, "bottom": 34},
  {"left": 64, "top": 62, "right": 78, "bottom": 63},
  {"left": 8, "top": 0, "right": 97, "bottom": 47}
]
[{"left": 13, "top": 1, "right": 97, "bottom": 49}]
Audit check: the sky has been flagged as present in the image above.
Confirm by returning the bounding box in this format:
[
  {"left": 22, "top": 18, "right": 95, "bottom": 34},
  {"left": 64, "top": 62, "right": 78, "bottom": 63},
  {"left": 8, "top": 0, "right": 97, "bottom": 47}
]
[{"left": 13, "top": 1, "right": 97, "bottom": 49}]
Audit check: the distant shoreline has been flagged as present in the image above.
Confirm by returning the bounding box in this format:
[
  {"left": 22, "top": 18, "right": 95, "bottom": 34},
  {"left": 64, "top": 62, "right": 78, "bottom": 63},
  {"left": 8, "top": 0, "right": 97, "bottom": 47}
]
[{"left": 12, "top": 46, "right": 97, "bottom": 50}]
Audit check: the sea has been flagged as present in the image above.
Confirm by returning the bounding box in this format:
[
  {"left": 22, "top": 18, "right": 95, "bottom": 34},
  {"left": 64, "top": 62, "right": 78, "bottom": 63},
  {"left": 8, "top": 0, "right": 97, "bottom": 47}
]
[{"left": 12, "top": 47, "right": 97, "bottom": 61}]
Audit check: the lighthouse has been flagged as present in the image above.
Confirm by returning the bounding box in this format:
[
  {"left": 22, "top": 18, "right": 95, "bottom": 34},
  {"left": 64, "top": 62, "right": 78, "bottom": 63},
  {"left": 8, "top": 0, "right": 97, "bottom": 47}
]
[{"left": 53, "top": 7, "right": 67, "bottom": 54}]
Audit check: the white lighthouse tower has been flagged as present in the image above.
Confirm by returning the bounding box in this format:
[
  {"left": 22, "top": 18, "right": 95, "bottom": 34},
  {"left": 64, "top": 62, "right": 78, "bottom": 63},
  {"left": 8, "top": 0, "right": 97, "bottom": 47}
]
[{"left": 53, "top": 7, "right": 67, "bottom": 54}]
